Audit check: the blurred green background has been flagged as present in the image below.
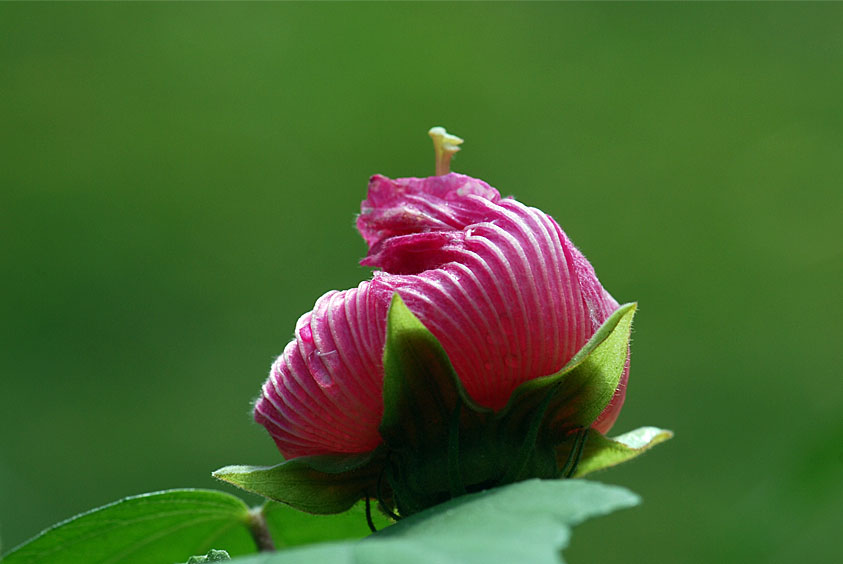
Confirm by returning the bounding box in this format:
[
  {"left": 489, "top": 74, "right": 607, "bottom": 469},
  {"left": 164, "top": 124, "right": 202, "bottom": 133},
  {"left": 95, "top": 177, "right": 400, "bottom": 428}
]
[{"left": 1, "top": 3, "right": 841, "bottom": 562}]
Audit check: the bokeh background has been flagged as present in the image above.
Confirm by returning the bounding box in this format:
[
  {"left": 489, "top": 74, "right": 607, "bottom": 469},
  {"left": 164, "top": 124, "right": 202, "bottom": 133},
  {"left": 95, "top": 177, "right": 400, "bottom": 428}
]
[{"left": 2, "top": 3, "right": 841, "bottom": 562}]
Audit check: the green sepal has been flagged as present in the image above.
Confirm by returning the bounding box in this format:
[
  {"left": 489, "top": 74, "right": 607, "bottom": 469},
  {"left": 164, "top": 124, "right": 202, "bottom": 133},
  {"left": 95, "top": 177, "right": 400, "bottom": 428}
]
[
  {"left": 212, "top": 451, "right": 384, "bottom": 514},
  {"left": 378, "top": 293, "right": 493, "bottom": 515},
  {"left": 377, "top": 295, "right": 648, "bottom": 516},
  {"left": 559, "top": 426, "right": 674, "bottom": 477},
  {"left": 219, "top": 296, "right": 658, "bottom": 518},
  {"left": 380, "top": 293, "right": 490, "bottom": 440},
  {"left": 502, "top": 303, "right": 635, "bottom": 433},
  {"left": 493, "top": 303, "right": 637, "bottom": 481}
]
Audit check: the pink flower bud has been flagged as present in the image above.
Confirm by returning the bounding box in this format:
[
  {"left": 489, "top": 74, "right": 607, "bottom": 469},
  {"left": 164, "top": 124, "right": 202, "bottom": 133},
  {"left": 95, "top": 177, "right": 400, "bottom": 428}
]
[{"left": 254, "top": 173, "right": 627, "bottom": 459}]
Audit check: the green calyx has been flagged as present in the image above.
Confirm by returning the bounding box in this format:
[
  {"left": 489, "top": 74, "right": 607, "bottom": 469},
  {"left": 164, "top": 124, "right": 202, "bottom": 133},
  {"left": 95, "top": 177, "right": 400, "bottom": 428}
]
[{"left": 214, "top": 295, "right": 671, "bottom": 519}]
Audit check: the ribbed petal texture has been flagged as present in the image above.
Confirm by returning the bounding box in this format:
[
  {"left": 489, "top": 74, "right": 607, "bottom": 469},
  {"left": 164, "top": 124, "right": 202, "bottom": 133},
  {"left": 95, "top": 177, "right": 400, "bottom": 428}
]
[{"left": 254, "top": 173, "right": 627, "bottom": 459}]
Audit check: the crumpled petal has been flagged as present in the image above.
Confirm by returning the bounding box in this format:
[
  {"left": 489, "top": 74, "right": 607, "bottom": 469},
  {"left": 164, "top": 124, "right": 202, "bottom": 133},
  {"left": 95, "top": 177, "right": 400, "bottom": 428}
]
[{"left": 254, "top": 173, "right": 627, "bottom": 459}]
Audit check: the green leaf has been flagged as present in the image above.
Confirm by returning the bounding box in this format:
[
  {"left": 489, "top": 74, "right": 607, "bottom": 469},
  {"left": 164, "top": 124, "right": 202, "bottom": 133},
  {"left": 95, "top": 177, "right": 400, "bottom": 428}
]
[
  {"left": 569, "top": 426, "right": 674, "bottom": 477},
  {"left": 227, "top": 480, "right": 639, "bottom": 564},
  {"left": 212, "top": 452, "right": 383, "bottom": 514},
  {"left": 1, "top": 490, "right": 257, "bottom": 564},
  {"left": 262, "top": 501, "right": 392, "bottom": 547}
]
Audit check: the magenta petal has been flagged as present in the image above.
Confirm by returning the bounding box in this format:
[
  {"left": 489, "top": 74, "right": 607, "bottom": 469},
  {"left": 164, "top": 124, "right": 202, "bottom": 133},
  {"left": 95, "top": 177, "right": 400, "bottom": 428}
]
[
  {"left": 255, "top": 173, "right": 626, "bottom": 459},
  {"left": 357, "top": 173, "right": 501, "bottom": 250}
]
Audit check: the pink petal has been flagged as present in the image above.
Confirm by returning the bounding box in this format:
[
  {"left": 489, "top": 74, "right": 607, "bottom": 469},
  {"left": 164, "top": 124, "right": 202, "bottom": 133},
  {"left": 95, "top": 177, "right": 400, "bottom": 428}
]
[{"left": 255, "top": 173, "right": 627, "bottom": 458}]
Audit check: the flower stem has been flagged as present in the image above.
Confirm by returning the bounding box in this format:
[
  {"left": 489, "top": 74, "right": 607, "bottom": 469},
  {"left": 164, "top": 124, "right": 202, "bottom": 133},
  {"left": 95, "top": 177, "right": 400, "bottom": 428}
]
[
  {"left": 247, "top": 506, "right": 276, "bottom": 552},
  {"left": 428, "top": 126, "right": 463, "bottom": 175},
  {"left": 365, "top": 496, "right": 378, "bottom": 533}
]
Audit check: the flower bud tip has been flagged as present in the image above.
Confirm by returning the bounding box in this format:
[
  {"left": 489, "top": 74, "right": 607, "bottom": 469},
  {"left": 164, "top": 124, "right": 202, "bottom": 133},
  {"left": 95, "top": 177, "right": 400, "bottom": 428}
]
[{"left": 429, "top": 126, "right": 464, "bottom": 176}]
